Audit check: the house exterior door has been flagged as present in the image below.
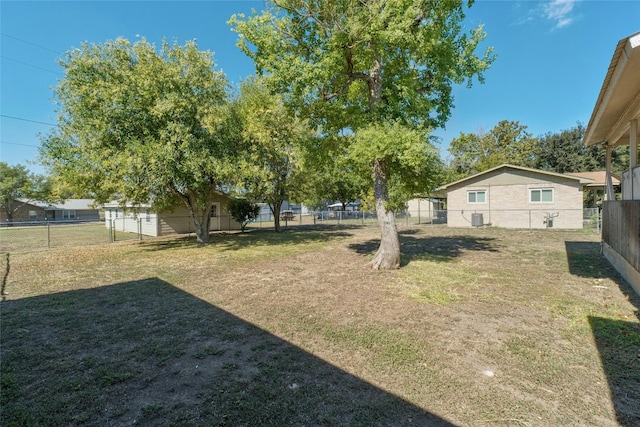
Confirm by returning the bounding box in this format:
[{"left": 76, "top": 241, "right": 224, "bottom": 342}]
[{"left": 210, "top": 202, "right": 221, "bottom": 231}]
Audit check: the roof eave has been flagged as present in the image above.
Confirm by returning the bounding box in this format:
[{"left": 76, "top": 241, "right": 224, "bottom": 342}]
[{"left": 583, "top": 31, "right": 640, "bottom": 147}]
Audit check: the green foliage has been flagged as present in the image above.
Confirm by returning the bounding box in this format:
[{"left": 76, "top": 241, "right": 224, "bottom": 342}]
[
  {"left": 351, "top": 122, "right": 443, "bottom": 211},
  {"left": 534, "top": 123, "right": 592, "bottom": 173},
  {"left": 535, "top": 123, "right": 629, "bottom": 175},
  {"left": 236, "top": 78, "right": 312, "bottom": 232},
  {"left": 447, "top": 121, "right": 631, "bottom": 180},
  {"left": 448, "top": 120, "right": 537, "bottom": 178},
  {"left": 231, "top": 0, "right": 493, "bottom": 267},
  {"left": 228, "top": 199, "right": 260, "bottom": 232},
  {"left": 230, "top": 0, "right": 495, "bottom": 133},
  {"left": 39, "top": 38, "right": 240, "bottom": 243},
  {"left": 0, "top": 162, "right": 55, "bottom": 222},
  {"left": 297, "top": 133, "right": 370, "bottom": 210}
]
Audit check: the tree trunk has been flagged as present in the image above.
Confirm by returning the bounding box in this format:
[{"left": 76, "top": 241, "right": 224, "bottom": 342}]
[
  {"left": 178, "top": 188, "right": 212, "bottom": 244},
  {"left": 193, "top": 212, "right": 211, "bottom": 244},
  {"left": 370, "top": 159, "right": 401, "bottom": 269},
  {"left": 368, "top": 58, "right": 401, "bottom": 269},
  {"left": 271, "top": 201, "right": 283, "bottom": 232}
]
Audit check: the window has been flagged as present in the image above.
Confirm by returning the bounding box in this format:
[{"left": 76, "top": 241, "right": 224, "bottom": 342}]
[
  {"left": 210, "top": 204, "right": 218, "bottom": 218},
  {"left": 62, "top": 210, "right": 76, "bottom": 220},
  {"left": 29, "top": 210, "right": 38, "bottom": 221},
  {"left": 530, "top": 188, "right": 553, "bottom": 203},
  {"left": 467, "top": 190, "right": 486, "bottom": 204},
  {"left": 145, "top": 210, "right": 151, "bottom": 223}
]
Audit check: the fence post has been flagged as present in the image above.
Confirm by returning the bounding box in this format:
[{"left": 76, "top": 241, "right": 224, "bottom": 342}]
[
  {"left": 138, "top": 219, "right": 142, "bottom": 240},
  {"left": 109, "top": 219, "right": 114, "bottom": 243},
  {"left": 47, "top": 222, "right": 51, "bottom": 248}
]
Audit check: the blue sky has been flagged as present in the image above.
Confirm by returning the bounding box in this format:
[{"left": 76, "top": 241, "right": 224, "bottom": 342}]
[{"left": 1, "top": 0, "right": 639, "bottom": 174}]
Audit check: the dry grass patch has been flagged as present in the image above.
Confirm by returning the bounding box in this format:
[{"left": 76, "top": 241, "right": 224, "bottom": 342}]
[{"left": 1, "top": 225, "right": 639, "bottom": 426}]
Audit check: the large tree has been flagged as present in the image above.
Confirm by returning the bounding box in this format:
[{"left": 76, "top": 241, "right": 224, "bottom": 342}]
[
  {"left": 0, "top": 163, "right": 53, "bottom": 223},
  {"left": 534, "top": 122, "right": 630, "bottom": 175},
  {"left": 237, "top": 78, "right": 312, "bottom": 232},
  {"left": 40, "top": 39, "right": 241, "bottom": 243},
  {"left": 448, "top": 120, "right": 537, "bottom": 178},
  {"left": 231, "top": 0, "right": 494, "bottom": 269}
]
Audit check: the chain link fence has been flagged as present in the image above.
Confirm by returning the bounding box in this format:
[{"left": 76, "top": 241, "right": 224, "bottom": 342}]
[
  {"left": 1, "top": 208, "right": 602, "bottom": 253},
  {"left": 0, "top": 221, "right": 141, "bottom": 253},
  {"left": 248, "top": 208, "right": 601, "bottom": 231}
]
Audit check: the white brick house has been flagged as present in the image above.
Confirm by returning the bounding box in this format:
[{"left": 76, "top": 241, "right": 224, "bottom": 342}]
[{"left": 438, "top": 164, "right": 593, "bottom": 229}]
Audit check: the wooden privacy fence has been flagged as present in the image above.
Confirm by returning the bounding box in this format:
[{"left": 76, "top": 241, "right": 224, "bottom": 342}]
[{"left": 602, "top": 201, "right": 640, "bottom": 273}]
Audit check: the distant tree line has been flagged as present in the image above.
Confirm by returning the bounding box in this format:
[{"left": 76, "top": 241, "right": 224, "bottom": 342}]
[{"left": 445, "top": 120, "right": 629, "bottom": 182}]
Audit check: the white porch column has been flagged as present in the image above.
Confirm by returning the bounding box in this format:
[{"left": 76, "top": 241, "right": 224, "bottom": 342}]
[{"left": 605, "top": 143, "right": 614, "bottom": 200}]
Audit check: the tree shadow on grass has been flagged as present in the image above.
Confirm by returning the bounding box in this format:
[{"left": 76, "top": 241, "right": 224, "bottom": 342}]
[
  {"left": 0, "top": 278, "right": 455, "bottom": 426},
  {"left": 138, "top": 227, "right": 355, "bottom": 253},
  {"left": 349, "top": 233, "right": 499, "bottom": 266},
  {"left": 565, "top": 241, "right": 640, "bottom": 425}
]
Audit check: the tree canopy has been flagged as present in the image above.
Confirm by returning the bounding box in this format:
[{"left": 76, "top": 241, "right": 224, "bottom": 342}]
[
  {"left": 533, "top": 122, "right": 629, "bottom": 175},
  {"left": 40, "top": 38, "right": 241, "bottom": 243},
  {"left": 0, "top": 162, "right": 54, "bottom": 222},
  {"left": 297, "top": 133, "right": 370, "bottom": 211},
  {"left": 231, "top": 0, "right": 494, "bottom": 268},
  {"left": 448, "top": 120, "right": 537, "bottom": 179},
  {"left": 447, "top": 121, "right": 630, "bottom": 179},
  {"left": 236, "top": 78, "right": 312, "bottom": 232}
]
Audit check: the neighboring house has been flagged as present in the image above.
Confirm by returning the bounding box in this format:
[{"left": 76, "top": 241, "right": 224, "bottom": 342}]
[
  {"left": 42, "top": 199, "right": 101, "bottom": 221},
  {"left": 583, "top": 31, "right": 640, "bottom": 293},
  {"left": 104, "top": 194, "right": 242, "bottom": 237},
  {"left": 437, "top": 164, "right": 592, "bottom": 229},
  {"left": 1, "top": 200, "right": 46, "bottom": 222},
  {"left": 564, "top": 171, "right": 621, "bottom": 206},
  {"left": 327, "top": 201, "right": 361, "bottom": 212},
  {"left": 1, "top": 199, "right": 100, "bottom": 223},
  {"left": 406, "top": 198, "right": 446, "bottom": 223}
]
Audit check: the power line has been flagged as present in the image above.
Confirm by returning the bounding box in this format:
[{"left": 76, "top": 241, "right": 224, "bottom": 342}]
[
  {"left": 0, "top": 115, "right": 56, "bottom": 127},
  {"left": 1, "top": 56, "right": 60, "bottom": 75},
  {"left": 0, "top": 33, "right": 62, "bottom": 55},
  {"left": 0, "top": 141, "right": 40, "bottom": 148}
]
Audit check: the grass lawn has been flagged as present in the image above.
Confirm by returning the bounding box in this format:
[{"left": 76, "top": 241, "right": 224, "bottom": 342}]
[
  {"left": 1, "top": 225, "right": 639, "bottom": 426},
  {"left": 0, "top": 222, "right": 140, "bottom": 252}
]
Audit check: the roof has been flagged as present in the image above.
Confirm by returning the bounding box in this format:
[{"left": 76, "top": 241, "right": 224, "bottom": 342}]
[
  {"left": 583, "top": 31, "right": 640, "bottom": 147},
  {"left": 564, "top": 171, "right": 621, "bottom": 187},
  {"left": 18, "top": 198, "right": 99, "bottom": 210},
  {"left": 327, "top": 202, "right": 360, "bottom": 208},
  {"left": 50, "top": 199, "right": 99, "bottom": 210},
  {"left": 437, "top": 164, "right": 593, "bottom": 191}
]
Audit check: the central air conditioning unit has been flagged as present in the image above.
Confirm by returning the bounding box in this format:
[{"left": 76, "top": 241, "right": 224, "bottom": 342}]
[{"left": 471, "top": 213, "right": 483, "bottom": 227}]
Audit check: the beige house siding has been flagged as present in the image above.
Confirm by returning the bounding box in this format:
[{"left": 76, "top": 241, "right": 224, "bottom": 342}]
[
  {"left": 406, "top": 198, "right": 446, "bottom": 223},
  {"left": 445, "top": 167, "right": 585, "bottom": 229},
  {"left": 105, "top": 195, "right": 242, "bottom": 237}
]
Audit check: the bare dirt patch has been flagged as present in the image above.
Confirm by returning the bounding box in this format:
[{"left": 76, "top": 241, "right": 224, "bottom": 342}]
[{"left": 2, "top": 225, "right": 639, "bottom": 426}]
